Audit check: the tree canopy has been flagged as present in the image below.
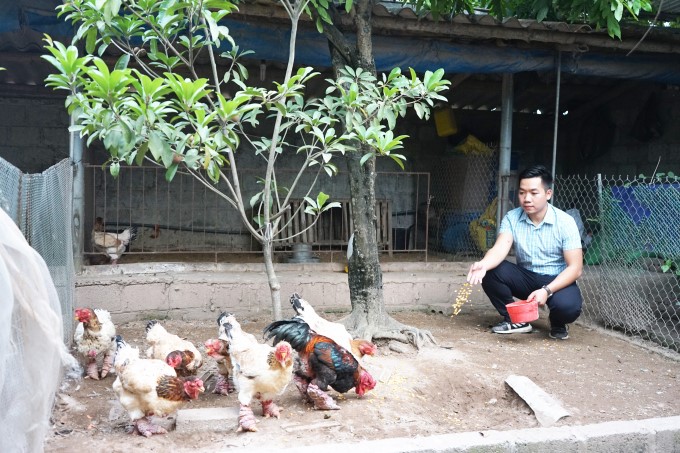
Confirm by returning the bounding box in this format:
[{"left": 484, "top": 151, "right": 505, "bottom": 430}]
[
  {"left": 43, "top": 0, "right": 449, "bottom": 319},
  {"left": 309, "top": 0, "right": 655, "bottom": 39}
]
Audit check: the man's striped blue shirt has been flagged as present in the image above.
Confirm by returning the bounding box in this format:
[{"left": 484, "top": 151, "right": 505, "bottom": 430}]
[{"left": 499, "top": 205, "right": 582, "bottom": 276}]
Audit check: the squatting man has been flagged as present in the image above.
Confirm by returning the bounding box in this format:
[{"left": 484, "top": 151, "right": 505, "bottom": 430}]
[{"left": 466, "top": 164, "right": 583, "bottom": 340}]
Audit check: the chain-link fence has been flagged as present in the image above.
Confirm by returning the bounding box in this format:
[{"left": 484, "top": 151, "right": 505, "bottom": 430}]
[
  {"left": 0, "top": 157, "right": 75, "bottom": 342},
  {"left": 555, "top": 174, "right": 680, "bottom": 351},
  {"left": 427, "top": 148, "right": 498, "bottom": 258}
]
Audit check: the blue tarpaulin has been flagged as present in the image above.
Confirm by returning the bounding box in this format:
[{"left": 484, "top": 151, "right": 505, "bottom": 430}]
[
  {"left": 2, "top": 2, "right": 680, "bottom": 85},
  {"left": 223, "top": 19, "right": 680, "bottom": 84},
  {"left": 0, "top": 1, "right": 71, "bottom": 40}
]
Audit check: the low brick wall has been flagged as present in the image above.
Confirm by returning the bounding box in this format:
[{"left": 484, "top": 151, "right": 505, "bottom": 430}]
[{"left": 76, "top": 262, "right": 476, "bottom": 323}]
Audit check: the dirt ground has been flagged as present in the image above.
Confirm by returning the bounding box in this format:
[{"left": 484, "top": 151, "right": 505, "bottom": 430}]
[{"left": 45, "top": 301, "right": 680, "bottom": 452}]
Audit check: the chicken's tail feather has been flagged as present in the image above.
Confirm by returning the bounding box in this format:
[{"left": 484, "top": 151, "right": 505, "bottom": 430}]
[
  {"left": 263, "top": 318, "right": 311, "bottom": 352},
  {"left": 119, "top": 226, "right": 138, "bottom": 245},
  {"left": 128, "top": 226, "right": 138, "bottom": 242},
  {"left": 290, "top": 293, "right": 303, "bottom": 314},
  {"left": 146, "top": 320, "right": 169, "bottom": 344},
  {"left": 146, "top": 319, "right": 159, "bottom": 333},
  {"left": 216, "top": 312, "right": 232, "bottom": 327},
  {"left": 113, "top": 334, "right": 139, "bottom": 369},
  {"left": 114, "top": 334, "right": 125, "bottom": 350},
  {"left": 93, "top": 308, "right": 111, "bottom": 324}
]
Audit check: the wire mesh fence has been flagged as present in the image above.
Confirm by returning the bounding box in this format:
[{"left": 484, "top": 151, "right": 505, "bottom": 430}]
[
  {"left": 83, "top": 158, "right": 680, "bottom": 352},
  {"left": 0, "top": 156, "right": 21, "bottom": 222},
  {"left": 86, "top": 164, "right": 432, "bottom": 262},
  {"left": 555, "top": 174, "right": 680, "bottom": 351},
  {"left": 426, "top": 147, "right": 498, "bottom": 258},
  {"left": 0, "top": 157, "right": 75, "bottom": 342}
]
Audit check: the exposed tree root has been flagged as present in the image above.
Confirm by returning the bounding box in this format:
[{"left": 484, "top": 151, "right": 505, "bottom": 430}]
[{"left": 341, "top": 311, "right": 437, "bottom": 350}]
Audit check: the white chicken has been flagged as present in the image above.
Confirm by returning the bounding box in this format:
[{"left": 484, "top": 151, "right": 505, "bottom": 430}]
[
  {"left": 219, "top": 313, "right": 294, "bottom": 432},
  {"left": 92, "top": 217, "right": 137, "bottom": 264},
  {"left": 74, "top": 307, "right": 117, "bottom": 380},
  {"left": 146, "top": 320, "right": 203, "bottom": 376},
  {"left": 289, "top": 293, "right": 360, "bottom": 360},
  {"left": 112, "top": 335, "right": 204, "bottom": 437}
]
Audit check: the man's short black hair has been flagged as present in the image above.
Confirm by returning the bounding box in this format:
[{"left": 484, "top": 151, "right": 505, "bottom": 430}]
[{"left": 519, "top": 164, "right": 553, "bottom": 189}]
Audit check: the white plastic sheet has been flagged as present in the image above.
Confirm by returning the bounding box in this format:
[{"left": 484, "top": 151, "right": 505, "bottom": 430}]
[{"left": 0, "top": 208, "right": 78, "bottom": 452}]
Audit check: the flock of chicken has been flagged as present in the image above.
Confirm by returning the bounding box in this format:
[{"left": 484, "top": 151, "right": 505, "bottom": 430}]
[{"left": 73, "top": 293, "right": 377, "bottom": 436}]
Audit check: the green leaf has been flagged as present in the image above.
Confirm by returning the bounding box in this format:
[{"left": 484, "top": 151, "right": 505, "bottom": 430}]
[
  {"left": 413, "top": 103, "right": 424, "bottom": 119},
  {"left": 250, "top": 191, "right": 262, "bottom": 208},
  {"left": 103, "top": 0, "right": 122, "bottom": 23},
  {"left": 614, "top": 2, "right": 624, "bottom": 21},
  {"left": 85, "top": 28, "right": 97, "bottom": 55},
  {"left": 165, "top": 163, "right": 179, "bottom": 181},
  {"left": 135, "top": 142, "right": 149, "bottom": 166},
  {"left": 359, "top": 153, "right": 374, "bottom": 166},
  {"left": 321, "top": 201, "right": 341, "bottom": 212},
  {"left": 389, "top": 154, "right": 405, "bottom": 170},
  {"left": 148, "top": 131, "right": 174, "bottom": 167},
  {"left": 303, "top": 196, "right": 317, "bottom": 210},
  {"left": 206, "top": 160, "right": 220, "bottom": 183},
  {"left": 607, "top": 15, "right": 622, "bottom": 39},
  {"left": 316, "top": 191, "right": 330, "bottom": 209},
  {"left": 110, "top": 161, "right": 120, "bottom": 177},
  {"left": 115, "top": 54, "right": 130, "bottom": 70}
]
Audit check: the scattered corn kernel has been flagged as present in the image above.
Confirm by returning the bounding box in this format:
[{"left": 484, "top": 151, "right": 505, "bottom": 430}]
[{"left": 451, "top": 282, "right": 472, "bottom": 316}]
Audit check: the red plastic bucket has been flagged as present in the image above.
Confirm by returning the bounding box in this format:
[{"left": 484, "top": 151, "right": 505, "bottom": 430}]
[{"left": 506, "top": 299, "right": 539, "bottom": 323}]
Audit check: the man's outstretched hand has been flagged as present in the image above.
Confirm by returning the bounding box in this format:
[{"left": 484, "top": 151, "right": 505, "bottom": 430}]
[{"left": 467, "top": 262, "right": 486, "bottom": 285}]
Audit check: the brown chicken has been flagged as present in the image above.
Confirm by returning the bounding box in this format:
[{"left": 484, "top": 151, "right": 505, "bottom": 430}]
[
  {"left": 204, "top": 311, "right": 236, "bottom": 395},
  {"left": 146, "top": 320, "right": 203, "bottom": 376},
  {"left": 74, "top": 308, "right": 117, "bottom": 380},
  {"left": 112, "top": 335, "right": 204, "bottom": 437},
  {"left": 204, "top": 337, "right": 235, "bottom": 395},
  {"left": 219, "top": 313, "right": 294, "bottom": 432},
  {"left": 264, "top": 316, "right": 376, "bottom": 410}
]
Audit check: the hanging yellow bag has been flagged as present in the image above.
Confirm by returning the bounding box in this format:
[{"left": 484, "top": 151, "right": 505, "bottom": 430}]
[{"left": 469, "top": 198, "right": 497, "bottom": 252}]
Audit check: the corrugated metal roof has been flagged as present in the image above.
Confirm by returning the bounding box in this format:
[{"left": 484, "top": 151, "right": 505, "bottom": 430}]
[{"left": 652, "top": 0, "right": 680, "bottom": 20}]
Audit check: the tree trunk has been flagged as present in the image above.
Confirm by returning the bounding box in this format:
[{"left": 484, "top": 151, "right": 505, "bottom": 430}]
[
  {"left": 344, "top": 146, "right": 389, "bottom": 329},
  {"left": 262, "top": 239, "right": 282, "bottom": 320},
  {"left": 328, "top": 0, "right": 435, "bottom": 348},
  {"left": 341, "top": 140, "right": 434, "bottom": 348}
]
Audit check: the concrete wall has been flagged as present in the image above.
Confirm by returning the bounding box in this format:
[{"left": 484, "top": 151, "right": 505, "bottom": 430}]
[{"left": 75, "top": 262, "right": 474, "bottom": 323}]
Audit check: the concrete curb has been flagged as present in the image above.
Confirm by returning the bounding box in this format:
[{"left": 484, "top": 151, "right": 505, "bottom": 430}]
[{"left": 239, "top": 415, "right": 680, "bottom": 453}]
